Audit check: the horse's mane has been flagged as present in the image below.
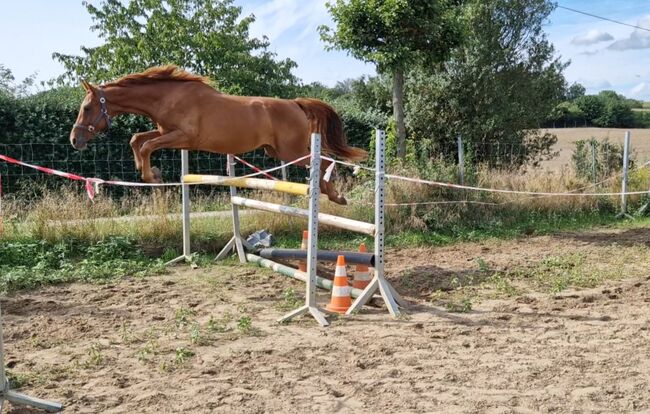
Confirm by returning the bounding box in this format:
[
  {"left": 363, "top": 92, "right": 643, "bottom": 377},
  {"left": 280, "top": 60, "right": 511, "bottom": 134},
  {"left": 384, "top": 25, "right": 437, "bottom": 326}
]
[{"left": 105, "top": 65, "right": 210, "bottom": 87}]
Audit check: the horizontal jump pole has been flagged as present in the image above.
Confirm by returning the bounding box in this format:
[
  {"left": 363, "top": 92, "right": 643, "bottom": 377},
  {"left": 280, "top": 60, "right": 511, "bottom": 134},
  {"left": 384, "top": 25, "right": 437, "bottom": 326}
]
[
  {"left": 232, "top": 196, "right": 376, "bottom": 236},
  {"left": 258, "top": 248, "right": 375, "bottom": 267},
  {"left": 246, "top": 254, "right": 372, "bottom": 299},
  {"left": 183, "top": 174, "right": 309, "bottom": 196}
]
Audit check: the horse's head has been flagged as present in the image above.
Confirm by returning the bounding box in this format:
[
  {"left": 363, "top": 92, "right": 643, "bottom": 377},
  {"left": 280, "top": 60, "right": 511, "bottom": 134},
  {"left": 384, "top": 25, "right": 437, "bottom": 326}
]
[{"left": 70, "top": 80, "right": 112, "bottom": 150}]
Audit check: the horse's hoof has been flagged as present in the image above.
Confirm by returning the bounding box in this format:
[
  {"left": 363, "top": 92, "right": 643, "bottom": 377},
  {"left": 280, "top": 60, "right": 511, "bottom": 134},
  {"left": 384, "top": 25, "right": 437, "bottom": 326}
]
[{"left": 151, "top": 167, "right": 163, "bottom": 182}]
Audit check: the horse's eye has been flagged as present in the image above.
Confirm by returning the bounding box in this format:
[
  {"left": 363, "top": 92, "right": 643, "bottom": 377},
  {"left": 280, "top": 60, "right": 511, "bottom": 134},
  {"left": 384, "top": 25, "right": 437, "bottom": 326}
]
[{"left": 83, "top": 106, "right": 90, "bottom": 112}]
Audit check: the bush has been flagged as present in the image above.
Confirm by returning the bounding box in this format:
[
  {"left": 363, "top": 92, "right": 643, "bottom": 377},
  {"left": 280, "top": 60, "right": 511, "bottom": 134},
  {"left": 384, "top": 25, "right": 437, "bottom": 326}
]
[{"left": 572, "top": 138, "right": 632, "bottom": 182}]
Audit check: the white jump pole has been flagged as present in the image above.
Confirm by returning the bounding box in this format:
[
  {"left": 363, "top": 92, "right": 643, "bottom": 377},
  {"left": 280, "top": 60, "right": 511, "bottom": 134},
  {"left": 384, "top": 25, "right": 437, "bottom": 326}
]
[
  {"left": 166, "top": 149, "right": 192, "bottom": 265},
  {"left": 0, "top": 305, "right": 62, "bottom": 412},
  {"left": 278, "top": 133, "right": 329, "bottom": 327}
]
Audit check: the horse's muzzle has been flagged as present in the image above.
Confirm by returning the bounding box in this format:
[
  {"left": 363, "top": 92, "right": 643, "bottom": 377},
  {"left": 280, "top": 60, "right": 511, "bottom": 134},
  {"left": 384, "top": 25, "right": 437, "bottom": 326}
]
[{"left": 71, "top": 135, "right": 88, "bottom": 150}]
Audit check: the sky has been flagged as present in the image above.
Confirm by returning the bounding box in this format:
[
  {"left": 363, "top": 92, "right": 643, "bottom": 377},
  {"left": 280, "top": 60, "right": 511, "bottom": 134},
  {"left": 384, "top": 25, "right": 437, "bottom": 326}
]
[{"left": 0, "top": 0, "right": 649, "bottom": 99}]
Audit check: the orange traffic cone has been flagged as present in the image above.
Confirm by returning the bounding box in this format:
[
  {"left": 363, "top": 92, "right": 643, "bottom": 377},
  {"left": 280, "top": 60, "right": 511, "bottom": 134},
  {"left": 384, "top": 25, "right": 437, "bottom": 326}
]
[
  {"left": 353, "top": 243, "right": 372, "bottom": 290},
  {"left": 298, "top": 230, "right": 308, "bottom": 272},
  {"left": 326, "top": 255, "right": 352, "bottom": 314}
]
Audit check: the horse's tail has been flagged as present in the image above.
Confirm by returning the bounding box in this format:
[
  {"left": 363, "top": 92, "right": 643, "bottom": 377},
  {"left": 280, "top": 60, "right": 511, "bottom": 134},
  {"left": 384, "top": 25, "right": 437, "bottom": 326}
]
[{"left": 294, "top": 98, "right": 368, "bottom": 161}]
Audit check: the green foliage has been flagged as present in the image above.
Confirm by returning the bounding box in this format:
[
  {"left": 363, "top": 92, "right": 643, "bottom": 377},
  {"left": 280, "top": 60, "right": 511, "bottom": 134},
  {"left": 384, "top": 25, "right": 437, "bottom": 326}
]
[
  {"left": 0, "top": 236, "right": 164, "bottom": 293},
  {"left": 320, "top": 0, "right": 461, "bottom": 72},
  {"left": 406, "top": 0, "right": 564, "bottom": 167},
  {"left": 572, "top": 138, "right": 631, "bottom": 182},
  {"left": 553, "top": 90, "right": 636, "bottom": 128},
  {"left": 53, "top": 0, "right": 299, "bottom": 97}
]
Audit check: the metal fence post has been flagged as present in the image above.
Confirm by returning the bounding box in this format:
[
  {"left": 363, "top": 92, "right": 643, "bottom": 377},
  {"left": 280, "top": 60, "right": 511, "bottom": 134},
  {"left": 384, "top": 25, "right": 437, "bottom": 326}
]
[
  {"left": 166, "top": 150, "right": 192, "bottom": 265},
  {"left": 619, "top": 131, "right": 632, "bottom": 218},
  {"left": 591, "top": 140, "right": 597, "bottom": 184},
  {"left": 457, "top": 134, "right": 464, "bottom": 185},
  {"left": 280, "top": 161, "right": 287, "bottom": 181}
]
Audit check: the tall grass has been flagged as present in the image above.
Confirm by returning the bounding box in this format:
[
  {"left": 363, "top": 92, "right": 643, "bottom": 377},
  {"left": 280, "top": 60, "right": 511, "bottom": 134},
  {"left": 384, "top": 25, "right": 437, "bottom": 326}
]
[{"left": 2, "top": 159, "right": 646, "bottom": 253}]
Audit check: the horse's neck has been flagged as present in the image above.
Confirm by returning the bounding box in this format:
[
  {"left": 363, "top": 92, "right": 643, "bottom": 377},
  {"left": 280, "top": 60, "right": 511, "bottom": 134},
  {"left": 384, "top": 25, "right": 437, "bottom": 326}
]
[{"left": 105, "top": 84, "right": 161, "bottom": 120}]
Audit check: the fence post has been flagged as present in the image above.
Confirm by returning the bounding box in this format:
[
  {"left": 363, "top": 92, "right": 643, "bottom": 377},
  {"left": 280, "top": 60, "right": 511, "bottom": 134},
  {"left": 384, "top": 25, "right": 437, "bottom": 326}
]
[
  {"left": 619, "top": 131, "right": 632, "bottom": 218},
  {"left": 457, "top": 134, "right": 464, "bottom": 185},
  {"left": 280, "top": 161, "right": 287, "bottom": 181},
  {"left": 166, "top": 150, "right": 192, "bottom": 265},
  {"left": 591, "top": 140, "right": 597, "bottom": 184}
]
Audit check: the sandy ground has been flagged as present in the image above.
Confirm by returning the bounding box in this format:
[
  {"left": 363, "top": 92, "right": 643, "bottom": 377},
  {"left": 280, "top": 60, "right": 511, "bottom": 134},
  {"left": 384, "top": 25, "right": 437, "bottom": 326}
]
[
  {"left": 543, "top": 127, "right": 650, "bottom": 169},
  {"left": 3, "top": 227, "right": 650, "bottom": 413}
]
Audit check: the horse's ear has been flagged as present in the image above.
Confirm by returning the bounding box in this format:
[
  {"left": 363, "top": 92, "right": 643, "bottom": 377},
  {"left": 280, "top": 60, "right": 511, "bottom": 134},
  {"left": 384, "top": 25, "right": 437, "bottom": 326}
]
[{"left": 81, "top": 79, "right": 93, "bottom": 93}]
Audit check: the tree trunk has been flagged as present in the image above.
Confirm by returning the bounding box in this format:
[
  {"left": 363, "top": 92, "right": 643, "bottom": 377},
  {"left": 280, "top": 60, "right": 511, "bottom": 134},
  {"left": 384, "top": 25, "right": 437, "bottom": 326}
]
[{"left": 392, "top": 68, "right": 406, "bottom": 159}]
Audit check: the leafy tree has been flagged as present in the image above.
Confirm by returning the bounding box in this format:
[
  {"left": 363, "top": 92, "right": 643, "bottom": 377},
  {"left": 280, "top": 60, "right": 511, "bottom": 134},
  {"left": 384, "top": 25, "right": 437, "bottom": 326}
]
[
  {"left": 405, "top": 0, "right": 566, "bottom": 167},
  {"left": 575, "top": 95, "right": 604, "bottom": 124},
  {"left": 320, "top": 0, "right": 462, "bottom": 159},
  {"left": 53, "top": 0, "right": 299, "bottom": 97},
  {"left": 565, "top": 82, "right": 586, "bottom": 101}
]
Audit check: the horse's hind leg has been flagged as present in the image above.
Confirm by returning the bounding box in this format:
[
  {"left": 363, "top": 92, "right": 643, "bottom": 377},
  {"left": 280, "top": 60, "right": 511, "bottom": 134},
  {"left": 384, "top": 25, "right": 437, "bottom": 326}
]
[{"left": 320, "top": 159, "right": 347, "bottom": 205}]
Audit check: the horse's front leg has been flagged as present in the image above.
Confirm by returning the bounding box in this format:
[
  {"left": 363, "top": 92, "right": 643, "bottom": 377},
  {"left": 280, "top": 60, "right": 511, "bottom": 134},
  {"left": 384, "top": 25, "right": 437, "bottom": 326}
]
[
  {"left": 130, "top": 130, "right": 161, "bottom": 171},
  {"left": 139, "top": 130, "right": 190, "bottom": 183}
]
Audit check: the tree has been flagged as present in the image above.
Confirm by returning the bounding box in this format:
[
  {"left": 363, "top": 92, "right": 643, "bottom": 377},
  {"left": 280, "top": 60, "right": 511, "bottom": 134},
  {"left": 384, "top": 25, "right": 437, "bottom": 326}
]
[
  {"left": 565, "top": 82, "right": 586, "bottom": 101},
  {"left": 405, "top": 0, "right": 566, "bottom": 167},
  {"left": 53, "top": 0, "right": 299, "bottom": 97},
  {"left": 320, "top": 0, "right": 462, "bottom": 159}
]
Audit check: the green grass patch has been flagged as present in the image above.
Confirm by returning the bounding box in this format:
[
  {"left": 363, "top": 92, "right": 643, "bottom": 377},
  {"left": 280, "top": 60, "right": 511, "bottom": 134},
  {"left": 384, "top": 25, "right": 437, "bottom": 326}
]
[{"left": 0, "top": 236, "right": 165, "bottom": 293}]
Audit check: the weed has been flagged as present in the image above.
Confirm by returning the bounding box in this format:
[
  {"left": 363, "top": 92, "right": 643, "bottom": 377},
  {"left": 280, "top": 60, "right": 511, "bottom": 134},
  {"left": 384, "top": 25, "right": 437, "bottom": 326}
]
[
  {"left": 488, "top": 273, "right": 521, "bottom": 296},
  {"left": 84, "top": 343, "right": 104, "bottom": 368},
  {"left": 136, "top": 341, "right": 156, "bottom": 363},
  {"left": 446, "top": 297, "right": 473, "bottom": 313},
  {"left": 475, "top": 258, "right": 490, "bottom": 272},
  {"left": 174, "top": 307, "right": 197, "bottom": 329},
  {"left": 276, "top": 288, "right": 302, "bottom": 311},
  {"left": 174, "top": 347, "right": 195, "bottom": 365},
  {"left": 237, "top": 315, "right": 253, "bottom": 334}
]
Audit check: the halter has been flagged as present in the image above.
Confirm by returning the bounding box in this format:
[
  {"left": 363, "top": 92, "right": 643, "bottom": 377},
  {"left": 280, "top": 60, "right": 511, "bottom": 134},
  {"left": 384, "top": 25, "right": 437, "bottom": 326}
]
[{"left": 73, "top": 88, "right": 112, "bottom": 135}]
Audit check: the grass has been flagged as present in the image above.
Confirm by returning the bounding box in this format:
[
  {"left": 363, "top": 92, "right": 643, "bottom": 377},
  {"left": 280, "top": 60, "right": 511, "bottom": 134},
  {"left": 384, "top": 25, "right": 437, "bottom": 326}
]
[
  {"left": 0, "top": 235, "right": 166, "bottom": 293},
  {"left": 2, "top": 155, "right": 650, "bottom": 295}
]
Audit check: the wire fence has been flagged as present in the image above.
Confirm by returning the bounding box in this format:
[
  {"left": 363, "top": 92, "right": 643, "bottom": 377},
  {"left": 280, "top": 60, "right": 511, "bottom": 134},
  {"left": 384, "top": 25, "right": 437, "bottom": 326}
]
[{"left": 0, "top": 143, "right": 309, "bottom": 196}]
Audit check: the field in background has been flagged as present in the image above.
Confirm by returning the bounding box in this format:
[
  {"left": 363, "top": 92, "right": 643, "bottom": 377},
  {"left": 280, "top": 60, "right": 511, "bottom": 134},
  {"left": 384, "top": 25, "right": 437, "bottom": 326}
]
[{"left": 542, "top": 127, "right": 650, "bottom": 169}]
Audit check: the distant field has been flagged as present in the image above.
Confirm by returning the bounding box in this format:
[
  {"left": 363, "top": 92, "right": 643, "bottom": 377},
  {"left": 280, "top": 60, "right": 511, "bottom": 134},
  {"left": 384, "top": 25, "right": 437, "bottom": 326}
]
[{"left": 540, "top": 127, "right": 650, "bottom": 168}]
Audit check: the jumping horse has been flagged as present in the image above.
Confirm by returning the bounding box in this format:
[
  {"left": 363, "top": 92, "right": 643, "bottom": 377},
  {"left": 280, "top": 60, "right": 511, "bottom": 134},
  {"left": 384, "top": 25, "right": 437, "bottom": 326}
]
[{"left": 70, "top": 65, "right": 366, "bottom": 205}]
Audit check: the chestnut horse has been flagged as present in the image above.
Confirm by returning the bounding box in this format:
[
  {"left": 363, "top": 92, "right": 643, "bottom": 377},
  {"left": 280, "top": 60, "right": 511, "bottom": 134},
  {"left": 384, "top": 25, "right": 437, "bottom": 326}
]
[{"left": 70, "top": 65, "right": 366, "bottom": 204}]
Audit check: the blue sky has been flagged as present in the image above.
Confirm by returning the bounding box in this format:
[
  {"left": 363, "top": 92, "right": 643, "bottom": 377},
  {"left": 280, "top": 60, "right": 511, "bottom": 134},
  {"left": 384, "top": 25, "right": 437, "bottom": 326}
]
[{"left": 1, "top": 1, "right": 649, "bottom": 99}]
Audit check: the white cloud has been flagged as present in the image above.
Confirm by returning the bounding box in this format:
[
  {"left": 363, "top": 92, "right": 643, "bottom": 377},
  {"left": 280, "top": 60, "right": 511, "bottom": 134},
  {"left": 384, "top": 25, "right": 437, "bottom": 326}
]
[
  {"left": 571, "top": 29, "right": 614, "bottom": 46},
  {"left": 630, "top": 82, "right": 650, "bottom": 97},
  {"left": 608, "top": 16, "right": 650, "bottom": 51}
]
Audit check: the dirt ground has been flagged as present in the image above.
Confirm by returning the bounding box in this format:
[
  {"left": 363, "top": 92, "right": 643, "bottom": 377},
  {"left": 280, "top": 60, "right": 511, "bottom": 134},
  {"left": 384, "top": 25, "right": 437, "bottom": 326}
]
[{"left": 3, "top": 227, "right": 650, "bottom": 413}]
